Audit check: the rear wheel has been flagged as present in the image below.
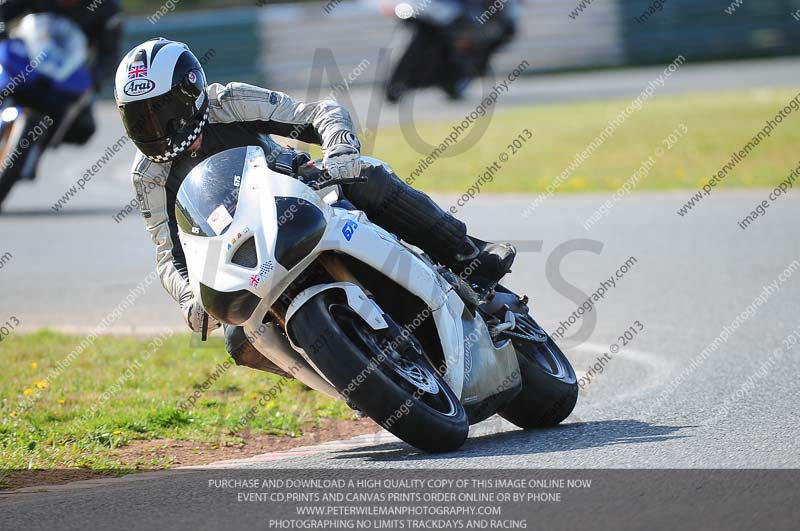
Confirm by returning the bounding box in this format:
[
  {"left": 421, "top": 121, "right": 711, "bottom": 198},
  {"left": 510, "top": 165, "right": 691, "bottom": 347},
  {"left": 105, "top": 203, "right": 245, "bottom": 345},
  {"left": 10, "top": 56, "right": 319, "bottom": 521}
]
[
  {"left": 497, "top": 314, "right": 578, "bottom": 429},
  {"left": 289, "top": 290, "right": 469, "bottom": 452}
]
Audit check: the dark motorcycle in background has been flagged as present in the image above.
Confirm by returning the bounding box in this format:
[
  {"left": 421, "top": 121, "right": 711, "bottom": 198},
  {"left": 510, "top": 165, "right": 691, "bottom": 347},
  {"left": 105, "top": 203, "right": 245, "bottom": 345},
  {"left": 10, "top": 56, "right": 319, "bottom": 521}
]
[
  {"left": 0, "top": 13, "right": 93, "bottom": 209},
  {"left": 384, "top": 0, "right": 516, "bottom": 102}
]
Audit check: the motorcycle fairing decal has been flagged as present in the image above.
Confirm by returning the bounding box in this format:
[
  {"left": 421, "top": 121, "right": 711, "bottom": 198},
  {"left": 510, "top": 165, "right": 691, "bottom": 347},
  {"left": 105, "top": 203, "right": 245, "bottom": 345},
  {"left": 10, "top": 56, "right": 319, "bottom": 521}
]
[
  {"left": 259, "top": 261, "right": 274, "bottom": 276},
  {"left": 207, "top": 204, "right": 233, "bottom": 235},
  {"left": 226, "top": 227, "right": 251, "bottom": 251},
  {"left": 249, "top": 260, "right": 275, "bottom": 288},
  {"left": 463, "top": 335, "right": 473, "bottom": 380},
  {"left": 342, "top": 220, "right": 358, "bottom": 241}
]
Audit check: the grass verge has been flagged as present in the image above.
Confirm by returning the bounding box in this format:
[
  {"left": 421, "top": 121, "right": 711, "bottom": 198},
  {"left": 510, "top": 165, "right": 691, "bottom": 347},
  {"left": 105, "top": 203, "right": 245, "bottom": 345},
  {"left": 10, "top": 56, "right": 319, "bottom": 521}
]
[
  {"left": 365, "top": 88, "right": 800, "bottom": 193},
  {"left": 0, "top": 331, "right": 360, "bottom": 485}
]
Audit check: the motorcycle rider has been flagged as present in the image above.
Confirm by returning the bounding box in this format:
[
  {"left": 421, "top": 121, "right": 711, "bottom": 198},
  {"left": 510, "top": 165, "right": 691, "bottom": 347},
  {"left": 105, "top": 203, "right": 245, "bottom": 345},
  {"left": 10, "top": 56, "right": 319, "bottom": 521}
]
[
  {"left": 472, "top": 0, "right": 517, "bottom": 76},
  {"left": 115, "top": 39, "right": 516, "bottom": 374},
  {"left": 388, "top": 0, "right": 517, "bottom": 101},
  {"left": 0, "top": 0, "right": 122, "bottom": 147},
  {"left": 447, "top": 0, "right": 518, "bottom": 87}
]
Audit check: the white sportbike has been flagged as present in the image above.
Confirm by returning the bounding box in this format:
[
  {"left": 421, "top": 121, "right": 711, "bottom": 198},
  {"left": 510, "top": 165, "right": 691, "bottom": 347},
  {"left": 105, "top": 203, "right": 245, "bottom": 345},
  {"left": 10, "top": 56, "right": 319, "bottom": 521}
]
[{"left": 176, "top": 146, "right": 577, "bottom": 452}]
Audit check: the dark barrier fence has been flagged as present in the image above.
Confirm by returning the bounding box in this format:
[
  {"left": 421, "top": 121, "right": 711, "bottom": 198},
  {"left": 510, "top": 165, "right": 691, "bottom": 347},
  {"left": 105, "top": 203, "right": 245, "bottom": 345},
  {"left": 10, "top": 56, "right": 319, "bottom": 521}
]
[
  {"left": 121, "top": 6, "right": 262, "bottom": 88},
  {"left": 620, "top": 0, "right": 800, "bottom": 65}
]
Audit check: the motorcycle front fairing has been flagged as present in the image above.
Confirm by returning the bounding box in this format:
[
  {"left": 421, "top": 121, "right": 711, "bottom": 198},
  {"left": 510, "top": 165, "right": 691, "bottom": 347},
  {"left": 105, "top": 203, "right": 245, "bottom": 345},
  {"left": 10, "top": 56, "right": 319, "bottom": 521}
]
[
  {"left": 176, "top": 146, "right": 331, "bottom": 324},
  {"left": 177, "top": 146, "right": 368, "bottom": 397}
]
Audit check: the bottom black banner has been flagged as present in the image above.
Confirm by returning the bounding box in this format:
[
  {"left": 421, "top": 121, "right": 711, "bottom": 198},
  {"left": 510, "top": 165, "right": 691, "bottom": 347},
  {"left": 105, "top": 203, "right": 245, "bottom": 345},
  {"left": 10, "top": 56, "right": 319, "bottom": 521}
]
[{"left": 1, "top": 469, "right": 797, "bottom": 530}]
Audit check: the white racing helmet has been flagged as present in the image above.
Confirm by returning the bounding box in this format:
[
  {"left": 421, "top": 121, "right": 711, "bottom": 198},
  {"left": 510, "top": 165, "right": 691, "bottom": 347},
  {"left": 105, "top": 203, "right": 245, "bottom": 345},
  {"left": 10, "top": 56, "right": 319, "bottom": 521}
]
[{"left": 114, "top": 38, "right": 208, "bottom": 162}]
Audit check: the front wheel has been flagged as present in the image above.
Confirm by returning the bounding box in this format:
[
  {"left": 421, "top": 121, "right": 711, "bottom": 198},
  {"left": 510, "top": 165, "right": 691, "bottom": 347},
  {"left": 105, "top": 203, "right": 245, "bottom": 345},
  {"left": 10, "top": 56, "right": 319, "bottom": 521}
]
[
  {"left": 288, "top": 290, "right": 469, "bottom": 452},
  {"left": 0, "top": 117, "right": 25, "bottom": 209},
  {"left": 0, "top": 111, "right": 44, "bottom": 210}
]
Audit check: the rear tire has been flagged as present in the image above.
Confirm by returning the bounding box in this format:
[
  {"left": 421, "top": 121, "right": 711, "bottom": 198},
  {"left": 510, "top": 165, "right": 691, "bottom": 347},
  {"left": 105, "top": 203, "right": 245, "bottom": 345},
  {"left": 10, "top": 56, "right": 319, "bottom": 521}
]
[
  {"left": 497, "top": 318, "right": 578, "bottom": 429},
  {"left": 289, "top": 290, "right": 469, "bottom": 452}
]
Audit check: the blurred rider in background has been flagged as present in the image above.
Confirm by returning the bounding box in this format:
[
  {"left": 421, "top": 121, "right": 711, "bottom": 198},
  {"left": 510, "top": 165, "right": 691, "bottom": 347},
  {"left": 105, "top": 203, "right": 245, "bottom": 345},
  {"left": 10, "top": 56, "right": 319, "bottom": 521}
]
[
  {"left": 387, "top": 0, "right": 517, "bottom": 101},
  {"left": 0, "top": 0, "right": 122, "bottom": 145}
]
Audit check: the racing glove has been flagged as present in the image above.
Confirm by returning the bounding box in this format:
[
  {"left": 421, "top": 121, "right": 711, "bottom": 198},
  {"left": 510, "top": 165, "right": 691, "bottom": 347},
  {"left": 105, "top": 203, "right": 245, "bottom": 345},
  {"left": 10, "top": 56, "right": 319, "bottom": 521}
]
[
  {"left": 323, "top": 132, "right": 362, "bottom": 181},
  {"left": 180, "top": 295, "right": 221, "bottom": 334}
]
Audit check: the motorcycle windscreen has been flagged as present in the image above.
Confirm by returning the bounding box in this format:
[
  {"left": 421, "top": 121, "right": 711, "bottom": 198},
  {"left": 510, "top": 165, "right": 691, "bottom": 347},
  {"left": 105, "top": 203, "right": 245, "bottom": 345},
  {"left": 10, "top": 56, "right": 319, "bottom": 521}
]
[{"left": 175, "top": 147, "right": 246, "bottom": 237}]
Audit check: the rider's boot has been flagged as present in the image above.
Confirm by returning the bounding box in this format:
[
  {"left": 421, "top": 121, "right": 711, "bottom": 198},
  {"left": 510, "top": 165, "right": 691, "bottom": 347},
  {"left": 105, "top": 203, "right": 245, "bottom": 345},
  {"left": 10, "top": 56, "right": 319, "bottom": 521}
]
[{"left": 448, "top": 236, "right": 517, "bottom": 286}]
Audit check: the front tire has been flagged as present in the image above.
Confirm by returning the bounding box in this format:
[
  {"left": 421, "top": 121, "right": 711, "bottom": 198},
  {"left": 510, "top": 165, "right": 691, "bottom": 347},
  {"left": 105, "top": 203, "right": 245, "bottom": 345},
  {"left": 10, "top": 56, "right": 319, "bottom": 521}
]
[
  {"left": 0, "top": 111, "right": 45, "bottom": 211},
  {"left": 289, "top": 290, "right": 469, "bottom": 452},
  {"left": 0, "top": 117, "right": 26, "bottom": 209},
  {"left": 497, "top": 316, "right": 578, "bottom": 429}
]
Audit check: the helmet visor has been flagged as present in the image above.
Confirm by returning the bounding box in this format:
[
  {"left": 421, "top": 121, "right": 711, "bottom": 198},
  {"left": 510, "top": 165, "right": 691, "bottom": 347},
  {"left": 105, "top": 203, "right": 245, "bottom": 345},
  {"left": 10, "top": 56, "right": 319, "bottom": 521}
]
[{"left": 120, "top": 89, "right": 202, "bottom": 144}]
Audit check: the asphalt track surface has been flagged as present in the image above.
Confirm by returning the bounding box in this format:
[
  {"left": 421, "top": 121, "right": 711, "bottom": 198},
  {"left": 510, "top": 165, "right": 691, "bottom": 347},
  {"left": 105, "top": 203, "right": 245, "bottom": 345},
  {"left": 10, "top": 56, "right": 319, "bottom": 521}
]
[{"left": 1, "top": 59, "right": 799, "bottom": 528}]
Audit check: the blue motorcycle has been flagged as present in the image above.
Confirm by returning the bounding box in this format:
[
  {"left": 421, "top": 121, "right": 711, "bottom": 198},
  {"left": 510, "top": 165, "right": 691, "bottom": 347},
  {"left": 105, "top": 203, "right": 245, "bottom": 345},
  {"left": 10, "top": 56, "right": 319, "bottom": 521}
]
[{"left": 0, "top": 13, "right": 93, "bottom": 209}]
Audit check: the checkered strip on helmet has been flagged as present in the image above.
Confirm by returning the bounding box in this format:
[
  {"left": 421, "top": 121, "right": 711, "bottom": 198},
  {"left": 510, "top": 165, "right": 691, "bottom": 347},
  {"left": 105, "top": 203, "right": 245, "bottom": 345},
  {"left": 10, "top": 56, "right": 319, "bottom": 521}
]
[{"left": 149, "top": 109, "right": 209, "bottom": 163}]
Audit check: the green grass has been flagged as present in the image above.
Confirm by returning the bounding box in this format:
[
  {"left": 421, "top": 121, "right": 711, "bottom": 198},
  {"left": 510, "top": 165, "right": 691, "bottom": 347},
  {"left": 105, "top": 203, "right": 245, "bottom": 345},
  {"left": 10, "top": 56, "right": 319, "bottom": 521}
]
[
  {"left": 366, "top": 88, "right": 800, "bottom": 194},
  {"left": 0, "top": 331, "right": 352, "bottom": 473}
]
